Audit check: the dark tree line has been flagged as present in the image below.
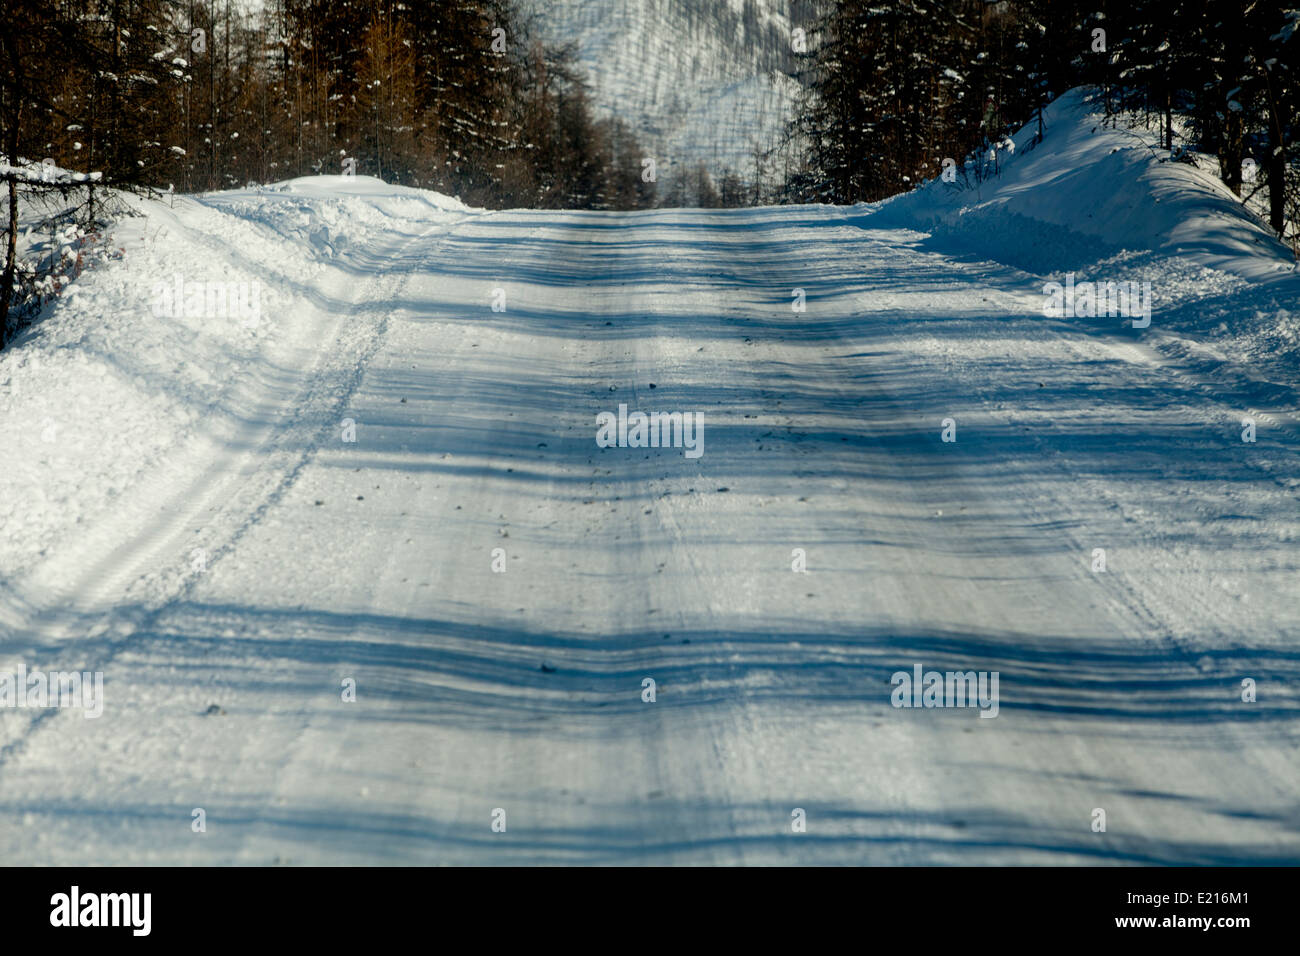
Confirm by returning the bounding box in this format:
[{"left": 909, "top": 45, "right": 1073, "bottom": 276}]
[
  {"left": 0, "top": 0, "right": 656, "bottom": 208},
  {"left": 790, "top": 0, "right": 1298, "bottom": 251}
]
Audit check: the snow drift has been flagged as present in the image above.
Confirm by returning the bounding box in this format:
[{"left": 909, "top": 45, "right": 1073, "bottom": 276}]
[
  {"left": 865, "top": 87, "right": 1300, "bottom": 384},
  {"left": 873, "top": 89, "right": 1298, "bottom": 284}
]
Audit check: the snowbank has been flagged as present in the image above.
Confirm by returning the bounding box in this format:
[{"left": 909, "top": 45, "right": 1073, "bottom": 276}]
[
  {"left": 873, "top": 89, "right": 1297, "bottom": 284},
  {"left": 863, "top": 87, "right": 1299, "bottom": 379},
  {"left": 0, "top": 176, "right": 474, "bottom": 595}
]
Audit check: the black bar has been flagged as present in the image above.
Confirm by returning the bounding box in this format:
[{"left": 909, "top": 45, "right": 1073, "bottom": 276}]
[{"left": 3, "top": 866, "right": 1281, "bottom": 942}]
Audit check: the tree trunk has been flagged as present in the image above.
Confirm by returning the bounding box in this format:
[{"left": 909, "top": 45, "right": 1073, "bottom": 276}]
[
  {"left": 0, "top": 174, "right": 18, "bottom": 349},
  {"left": 0, "top": 81, "right": 22, "bottom": 350},
  {"left": 1219, "top": 109, "right": 1244, "bottom": 197},
  {"left": 1257, "top": 66, "right": 1289, "bottom": 237}
]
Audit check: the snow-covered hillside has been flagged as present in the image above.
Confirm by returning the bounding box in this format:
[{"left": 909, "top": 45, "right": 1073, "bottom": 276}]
[
  {"left": 1, "top": 91, "right": 1299, "bottom": 864},
  {"left": 523, "top": 0, "right": 808, "bottom": 185}
]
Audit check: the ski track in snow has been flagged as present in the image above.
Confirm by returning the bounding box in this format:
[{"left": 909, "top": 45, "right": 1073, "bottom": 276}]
[{"left": 0, "top": 177, "right": 1299, "bottom": 864}]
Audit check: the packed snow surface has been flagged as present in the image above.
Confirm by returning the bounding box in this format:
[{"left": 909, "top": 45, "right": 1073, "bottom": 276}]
[{"left": 1, "top": 96, "right": 1298, "bottom": 864}]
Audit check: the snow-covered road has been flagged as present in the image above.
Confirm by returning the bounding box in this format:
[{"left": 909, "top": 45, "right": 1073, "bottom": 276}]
[{"left": 2, "top": 180, "right": 1299, "bottom": 864}]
